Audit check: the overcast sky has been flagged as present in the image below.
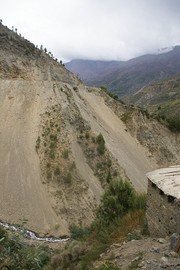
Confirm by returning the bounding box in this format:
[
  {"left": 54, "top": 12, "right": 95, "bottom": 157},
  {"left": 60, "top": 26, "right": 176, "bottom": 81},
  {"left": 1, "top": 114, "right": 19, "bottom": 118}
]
[{"left": 1, "top": 0, "right": 180, "bottom": 62}]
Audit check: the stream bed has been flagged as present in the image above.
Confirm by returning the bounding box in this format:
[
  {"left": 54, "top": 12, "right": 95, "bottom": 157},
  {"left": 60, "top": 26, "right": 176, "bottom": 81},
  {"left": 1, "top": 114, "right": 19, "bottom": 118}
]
[{"left": 0, "top": 221, "right": 70, "bottom": 243}]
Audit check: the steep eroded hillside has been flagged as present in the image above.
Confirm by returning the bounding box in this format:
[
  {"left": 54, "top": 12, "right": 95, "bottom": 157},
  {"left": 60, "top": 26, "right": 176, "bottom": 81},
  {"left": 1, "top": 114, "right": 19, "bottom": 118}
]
[{"left": 1, "top": 24, "right": 179, "bottom": 237}]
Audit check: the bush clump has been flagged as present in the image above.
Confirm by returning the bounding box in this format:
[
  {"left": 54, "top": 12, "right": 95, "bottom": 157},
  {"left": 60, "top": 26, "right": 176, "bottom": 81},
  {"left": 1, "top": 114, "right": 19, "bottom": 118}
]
[
  {"left": 0, "top": 228, "right": 50, "bottom": 269},
  {"left": 97, "top": 179, "right": 146, "bottom": 225},
  {"left": 167, "top": 116, "right": 180, "bottom": 132},
  {"left": 96, "top": 133, "right": 106, "bottom": 155}
]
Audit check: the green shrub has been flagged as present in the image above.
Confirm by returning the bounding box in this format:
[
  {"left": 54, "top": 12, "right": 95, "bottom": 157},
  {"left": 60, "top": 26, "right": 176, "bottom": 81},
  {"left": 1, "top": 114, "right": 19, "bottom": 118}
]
[
  {"left": 0, "top": 226, "right": 7, "bottom": 240},
  {"left": 167, "top": 117, "right": 180, "bottom": 132},
  {"left": 85, "top": 131, "right": 90, "bottom": 139},
  {"left": 106, "top": 171, "right": 112, "bottom": 183},
  {"left": 127, "top": 232, "right": 142, "bottom": 241},
  {"left": 97, "top": 180, "right": 136, "bottom": 225},
  {"left": 69, "top": 225, "right": 90, "bottom": 239},
  {"left": 100, "top": 86, "right": 108, "bottom": 92},
  {"left": 133, "top": 193, "right": 146, "bottom": 210},
  {"left": 54, "top": 167, "right": 60, "bottom": 176},
  {"left": 49, "top": 150, "right": 55, "bottom": 159},
  {"left": 50, "top": 134, "right": 57, "bottom": 141},
  {"left": 62, "top": 149, "right": 69, "bottom": 159},
  {"left": 96, "top": 180, "right": 146, "bottom": 226},
  {"left": 0, "top": 232, "right": 50, "bottom": 269},
  {"left": 96, "top": 133, "right": 105, "bottom": 155},
  {"left": 64, "top": 172, "right": 72, "bottom": 184},
  {"left": 121, "top": 112, "right": 131, "bottom": 124},
  {"left": 35, "top": 136, "right": 41, "bottom": 152},
  {"left": 50, "top": 141, "right": 56, "bottom": 148}
]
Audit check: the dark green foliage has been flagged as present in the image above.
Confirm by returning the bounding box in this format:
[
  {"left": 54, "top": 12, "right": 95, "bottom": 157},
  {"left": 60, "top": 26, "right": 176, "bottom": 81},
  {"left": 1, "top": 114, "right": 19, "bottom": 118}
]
[
  {"left": 100, "top": 86, "right": 108, "bottom": 91},
  {"left": 106, "top": 170, "right": 112, "bottom": 183},
  {"left": 50, "top": 134, "right": 57, "bottom": 141},
  {"left": 62, "top": 149, "right": 69, "bottom": 159},
  {"left": 54, "top": 167, "right": 60, "bottom": 176},
  {"left": 133, "top": 193, "right": 146, "bottom": 210},
  {"left": 97, "top": 180, "right": 136, "bottom": 225},
  {"left": 127, "top": 232, "right": 142, "bottom": 241},
  {"left": 138, "top": 107, "right": 150, "bottom": 118},
  {"left": 46, "top": 178, "right": 146, "bottom": 270},
  {"left": 97, "top": 180, "right": 146, "bottom": 226},
  {"left": 100, "top": 86, "right": 119, "bottom": 101},
  {"left": 64, "top": 172, "right": 72, "bottom": 184},
  {"left": 49, "top": 150, "right": 55, "bottom": 159},
  {"left": 96, "top": 133, "right": 105, "bottom": 144},
  {"left": 50, "top": 141, "right": 57, "bottom": 149},
  {"left": 35, "top": 136, "right": 41, "bottom": 152},
  {"left": 85, "top": 131, "right": 90, "bottom": 139},
  {"left": 156, "top": 113, "right": 180, "bottom": 133},
  {"left": 167, "top": 116, "right": 180, "bottom": 132},
  {"left": 0, "top": 228, "right": 50, "bottom": 269},
  {"left": 69, "top": 225, "right": 90, "bottom": 240},
  {"left": 0, "top": 226, "right": 7, "bottom": 240},
  {"left": 120, "top": 112, "right": 132, "bottom": 124},
  {"left": 46, "top": 163, "right": 51, "bottom": 168},
  {"left": 96, "top": 133, "right": 106, "bottom": 155}
]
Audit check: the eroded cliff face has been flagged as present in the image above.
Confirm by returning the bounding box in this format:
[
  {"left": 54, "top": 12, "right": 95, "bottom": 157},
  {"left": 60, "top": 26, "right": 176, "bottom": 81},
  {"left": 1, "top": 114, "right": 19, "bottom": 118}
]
[
  {"left": 102, "top": 92, "right": 180, "bottom": 168},
  {"left": 0, "top": 24, "right": 179, "bottom": 236}
]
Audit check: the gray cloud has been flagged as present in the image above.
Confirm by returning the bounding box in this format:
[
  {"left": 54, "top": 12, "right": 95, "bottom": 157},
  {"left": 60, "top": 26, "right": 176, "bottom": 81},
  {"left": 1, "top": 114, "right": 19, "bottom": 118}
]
[{"left": 1, "top": 0, "right": 180, "bottom": 61}]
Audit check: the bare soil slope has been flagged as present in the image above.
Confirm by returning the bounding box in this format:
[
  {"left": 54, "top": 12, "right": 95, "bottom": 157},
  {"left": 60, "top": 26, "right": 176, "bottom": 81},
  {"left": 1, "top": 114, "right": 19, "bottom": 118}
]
[
  {"left": 0, "top": 23, "right": 179, "bottom": 236},
  {"left": 0, "top": 79, "right": 152, "bottom": 235}
]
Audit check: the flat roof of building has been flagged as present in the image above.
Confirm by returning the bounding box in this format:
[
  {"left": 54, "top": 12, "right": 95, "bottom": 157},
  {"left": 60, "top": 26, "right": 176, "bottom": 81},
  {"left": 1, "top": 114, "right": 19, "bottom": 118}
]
[{"left": 146, "top": 165, "right": 180, "bottom": 199}]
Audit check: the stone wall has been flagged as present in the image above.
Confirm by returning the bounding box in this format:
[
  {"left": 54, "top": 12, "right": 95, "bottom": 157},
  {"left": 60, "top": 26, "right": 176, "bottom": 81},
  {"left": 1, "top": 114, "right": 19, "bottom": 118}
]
[{"left": 146, "top": 179, "right": 180, "bottom": 237}]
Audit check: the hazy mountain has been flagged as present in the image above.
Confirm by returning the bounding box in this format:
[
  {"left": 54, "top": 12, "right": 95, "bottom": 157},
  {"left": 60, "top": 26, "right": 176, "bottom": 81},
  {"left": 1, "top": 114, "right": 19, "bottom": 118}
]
[
  {"left": 128, "top": 74, "right": 180, "bottom": 132},
  {"left": 66, "top": 46, "right": 180, "bottom": 97}
]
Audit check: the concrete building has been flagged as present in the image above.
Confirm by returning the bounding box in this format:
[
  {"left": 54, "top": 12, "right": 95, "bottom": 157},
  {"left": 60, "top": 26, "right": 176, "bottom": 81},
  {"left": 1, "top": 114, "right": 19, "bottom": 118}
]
[{"left": 146, "top": 165, "right": 180, "bottom": 238}]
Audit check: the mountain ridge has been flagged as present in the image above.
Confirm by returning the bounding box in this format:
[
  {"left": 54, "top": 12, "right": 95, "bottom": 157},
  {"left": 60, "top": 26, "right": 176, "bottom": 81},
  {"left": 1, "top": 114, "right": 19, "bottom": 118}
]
[{"left": 66, "top": 46, "right": 180, "bottom": 97}]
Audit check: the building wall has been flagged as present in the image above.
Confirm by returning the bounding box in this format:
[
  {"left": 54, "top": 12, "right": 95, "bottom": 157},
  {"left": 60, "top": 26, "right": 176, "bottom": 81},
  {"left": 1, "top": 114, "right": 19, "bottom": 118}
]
[{"left": 146, "top": 179, "right": 180, "bottom": 237}]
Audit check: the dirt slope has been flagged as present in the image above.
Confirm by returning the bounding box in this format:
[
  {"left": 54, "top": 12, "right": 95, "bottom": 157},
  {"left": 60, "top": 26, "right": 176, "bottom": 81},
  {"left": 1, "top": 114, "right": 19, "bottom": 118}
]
[
  {"left": 0, "top": 23, "right": 179, "bottom": 237},
  {"left": 0, "top": 80, "right": 68, "bottom": 235},
  {"left": 71, "top": 86, "right": 153, "bottom": 191},
  {"left": 0, "top": 78, "right": 152, "bottom": 236}
]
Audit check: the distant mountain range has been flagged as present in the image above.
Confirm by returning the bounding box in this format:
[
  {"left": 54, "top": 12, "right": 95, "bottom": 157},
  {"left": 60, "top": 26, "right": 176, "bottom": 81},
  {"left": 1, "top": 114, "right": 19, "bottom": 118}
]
[{"left": 66, "top": 46, "right": 180, "bottom": 98}]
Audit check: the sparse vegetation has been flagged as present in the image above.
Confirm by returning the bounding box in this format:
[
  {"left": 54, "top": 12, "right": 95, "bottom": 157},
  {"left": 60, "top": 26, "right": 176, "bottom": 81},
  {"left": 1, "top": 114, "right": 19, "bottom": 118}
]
[
  {"left": 54, "top": 167, "right": 60, "bottom": 176},
  {"left": 62, "top": 149, "right": 69, "bottom": 159},
  {"left": 0, "top": 226, "right": 50, "bottom": 269},
  {"left": 167, "top": 116, "right": 180, "bottom": 132},
  {"left": 44, "top": 178, "right": 147, "bottom": 270},
  {"left": 97, "top": 180, "right": 146, "bottom": 225},
  {"left": 64, "top": 172, "right": 72, "bottom": 184},
  {"left": 96, "top": 133, "right": 106, "bottom": 155},
  {"left": 70, "top": 225, "right": 90, "bottom": 240},
  {"left": 100, "top": 86, "right": 119, "bottom": 101},
  {"left": 35, "top": 136, "right": 41, "bottom": 152},
  {"left": 128, "top": 252, "right": 143, "bottom": 269}
]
